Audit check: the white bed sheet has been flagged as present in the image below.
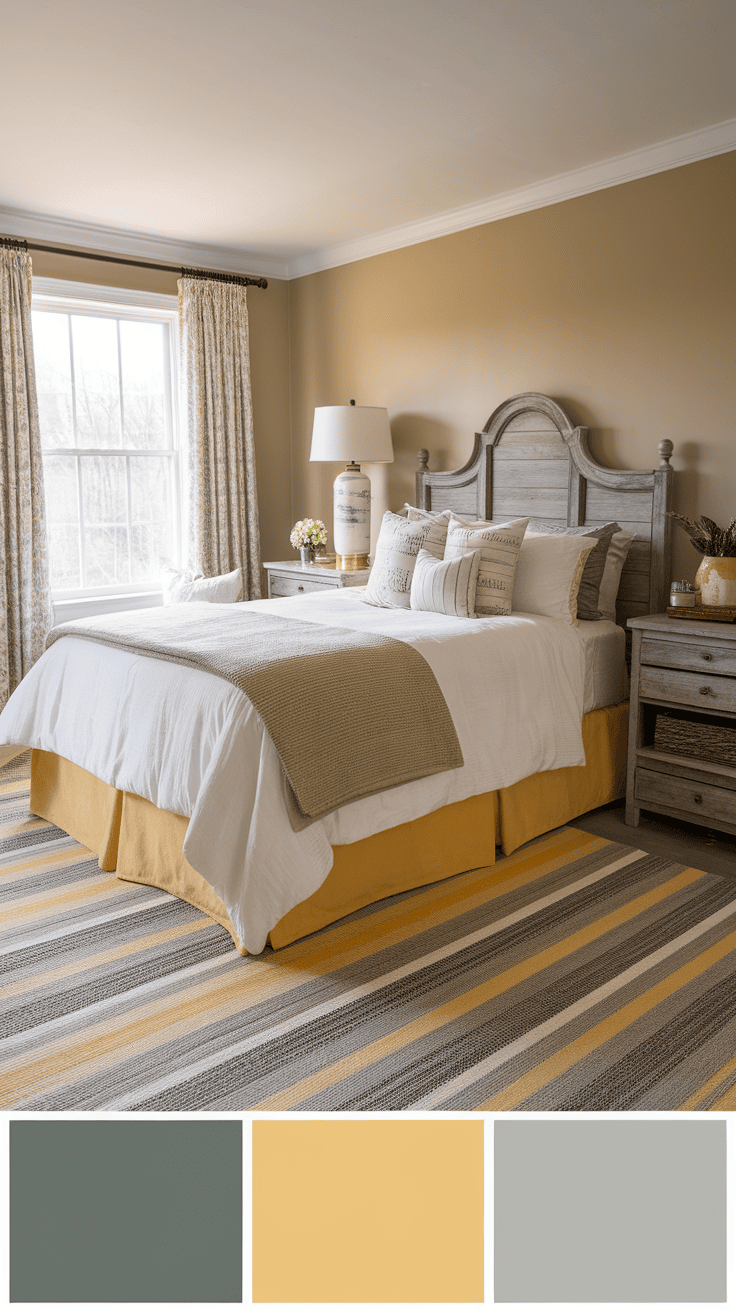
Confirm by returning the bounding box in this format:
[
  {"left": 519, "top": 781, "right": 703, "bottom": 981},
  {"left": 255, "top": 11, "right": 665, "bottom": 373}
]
[{"left": 0, "top": 591, "right": 622, "bottom": 953}]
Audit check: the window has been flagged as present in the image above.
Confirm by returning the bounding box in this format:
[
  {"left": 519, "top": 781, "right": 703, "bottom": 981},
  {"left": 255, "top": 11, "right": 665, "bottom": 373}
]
[{"left": 32, "top": 281, "right": 182, "bottom": 599}]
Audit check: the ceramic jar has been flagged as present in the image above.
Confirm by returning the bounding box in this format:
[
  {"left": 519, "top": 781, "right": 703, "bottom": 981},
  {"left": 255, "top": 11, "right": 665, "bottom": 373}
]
[{"left": 695, "top": 556, "right": 736, "bottom": 606}]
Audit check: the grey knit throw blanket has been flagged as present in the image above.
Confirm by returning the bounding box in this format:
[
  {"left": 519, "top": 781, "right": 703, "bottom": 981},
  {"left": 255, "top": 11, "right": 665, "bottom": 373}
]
[{"left": 47, "top": 603, "right": 463, "bottom": 830}]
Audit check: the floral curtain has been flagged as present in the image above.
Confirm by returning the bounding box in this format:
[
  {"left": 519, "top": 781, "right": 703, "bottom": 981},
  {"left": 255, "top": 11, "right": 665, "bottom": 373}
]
[
  {"left": 0, "top": 245, "right": 52, "bottom": 709},
  {"left": 179, "top": 275, "right": 262, "bottom": 599}
]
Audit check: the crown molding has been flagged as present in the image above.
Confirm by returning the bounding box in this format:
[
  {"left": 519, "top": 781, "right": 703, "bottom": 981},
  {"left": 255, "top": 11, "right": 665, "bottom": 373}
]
[
  {"left": 3, "top": 116, "right": 734, "bottom": 284},
  {"left": 287, "top": 115, "right": 736, "bottom": 278},
  {"left": 0, "top": 203, "right": 289, "bottom": 280}
]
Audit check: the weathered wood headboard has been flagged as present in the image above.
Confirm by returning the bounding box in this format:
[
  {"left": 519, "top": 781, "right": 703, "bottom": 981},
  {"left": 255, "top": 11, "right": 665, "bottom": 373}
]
[{"left": 415, "top": 392, "right": 674, "bottom": 625}]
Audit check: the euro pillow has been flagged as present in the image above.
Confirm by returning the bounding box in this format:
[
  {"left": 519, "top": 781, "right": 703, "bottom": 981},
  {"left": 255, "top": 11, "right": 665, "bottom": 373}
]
[
  {"left": 598, "top": 531, "right": 634, "bottom": 622},
  {"left": 526, "top": 520, "right": 620, "bottom": 620},
  {"left": 444, "top": 516, "right": 528, "bottom": 617},
  {"left": 512, "top": 533, "right": 596, "bottom": 626},
  {"left": 363, "top": 511, "right": 447, "bottom": 608},
  {"left": 410, "top": 547, "right": 481, "bottom": 618}
]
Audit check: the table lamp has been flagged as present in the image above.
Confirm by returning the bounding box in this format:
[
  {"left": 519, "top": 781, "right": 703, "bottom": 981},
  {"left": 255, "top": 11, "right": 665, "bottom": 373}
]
[{"left": 310, "top": 401, "right": 394, "bottom": 568}]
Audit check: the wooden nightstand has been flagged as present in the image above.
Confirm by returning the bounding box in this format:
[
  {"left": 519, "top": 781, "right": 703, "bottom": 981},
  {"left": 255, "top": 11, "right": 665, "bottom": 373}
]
[
  {"left": 626, "top": 613, "right": 736, "bottom": 836},
  {"left": 263, "top": 560, "right": 371, "bottom": 599}
]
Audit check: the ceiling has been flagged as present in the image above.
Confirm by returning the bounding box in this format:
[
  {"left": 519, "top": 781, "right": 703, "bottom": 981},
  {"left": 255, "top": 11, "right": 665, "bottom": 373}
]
[{"left": 2, "top": 0, "right": 735, "bottom": 278}]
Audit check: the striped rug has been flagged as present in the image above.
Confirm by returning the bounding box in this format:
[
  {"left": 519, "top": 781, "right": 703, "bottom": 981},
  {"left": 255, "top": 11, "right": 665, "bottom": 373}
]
[{"left": 3, "top": 751, "right": 736, "bottom": 1111}]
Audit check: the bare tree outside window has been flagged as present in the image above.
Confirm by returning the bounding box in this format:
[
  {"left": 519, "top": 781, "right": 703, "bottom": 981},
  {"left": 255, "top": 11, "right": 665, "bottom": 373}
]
[{"left": 33, "top": 306, "right": 178, "bottom": 594}]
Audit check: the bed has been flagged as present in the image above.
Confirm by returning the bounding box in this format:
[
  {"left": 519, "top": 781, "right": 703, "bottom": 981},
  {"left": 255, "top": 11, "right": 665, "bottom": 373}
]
[{"left": 0, "top": 393, "right": 674, "bottom": 955}]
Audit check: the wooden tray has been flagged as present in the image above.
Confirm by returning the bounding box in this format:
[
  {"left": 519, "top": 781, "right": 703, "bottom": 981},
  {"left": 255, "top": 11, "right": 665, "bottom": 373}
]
[{"left": 666, "top": 605, "right": 736, "bottom": 622}]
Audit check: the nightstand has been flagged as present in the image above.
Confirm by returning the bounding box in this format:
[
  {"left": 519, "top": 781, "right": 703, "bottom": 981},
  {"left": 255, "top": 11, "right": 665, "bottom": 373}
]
[
  {"left": 626, "top": 613, "right": 736, "bottom": 836},
  {"left": 263, "top": 560, "right": 371, "bottom": 599}
]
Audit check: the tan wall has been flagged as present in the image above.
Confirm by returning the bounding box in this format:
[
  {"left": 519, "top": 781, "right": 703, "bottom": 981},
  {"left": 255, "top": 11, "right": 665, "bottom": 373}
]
[
  {"left": 289, "top": 151, "right": 736, "bottom": 582},
  {"left": 30, "top": 248, "right": 292, "bottom": 566}
]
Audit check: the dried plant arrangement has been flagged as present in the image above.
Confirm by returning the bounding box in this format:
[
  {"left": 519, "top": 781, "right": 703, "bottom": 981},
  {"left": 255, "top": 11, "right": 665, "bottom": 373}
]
[{"left": 668, "top": 513, "right": 736, "bottom": 557}]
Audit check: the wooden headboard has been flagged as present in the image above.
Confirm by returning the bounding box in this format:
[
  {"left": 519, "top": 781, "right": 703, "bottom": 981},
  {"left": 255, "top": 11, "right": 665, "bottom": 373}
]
[{"left": 415, "top": 393, "right": 674, "bottom": 625}]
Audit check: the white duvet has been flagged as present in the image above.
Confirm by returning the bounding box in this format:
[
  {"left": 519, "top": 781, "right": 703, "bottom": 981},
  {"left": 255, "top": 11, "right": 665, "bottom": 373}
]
[{"left": 0, "top": 590, "right": 620, "bottom": 953}]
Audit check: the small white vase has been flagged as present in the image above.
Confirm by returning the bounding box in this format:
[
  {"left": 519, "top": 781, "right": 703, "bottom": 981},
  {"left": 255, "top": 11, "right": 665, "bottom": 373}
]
[{"left": 695, "top": 556, "right": 736, "bottom": 606}]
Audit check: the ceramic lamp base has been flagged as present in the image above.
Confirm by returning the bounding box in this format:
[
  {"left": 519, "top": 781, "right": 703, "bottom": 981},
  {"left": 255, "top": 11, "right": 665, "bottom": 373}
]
[{"left": 334, "top": 465, "right": 371, "bottom": 565}]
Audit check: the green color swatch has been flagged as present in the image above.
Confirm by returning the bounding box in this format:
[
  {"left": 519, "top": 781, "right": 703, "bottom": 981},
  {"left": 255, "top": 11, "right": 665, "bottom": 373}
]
[{"left": 10, "top": 1120, "right": 242, "bottom": 1303}]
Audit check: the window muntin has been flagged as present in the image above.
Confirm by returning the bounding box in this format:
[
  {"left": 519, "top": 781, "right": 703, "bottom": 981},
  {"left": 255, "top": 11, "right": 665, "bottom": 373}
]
[{"left": 32, "top": 294, "right": 180, "bottom": 597}]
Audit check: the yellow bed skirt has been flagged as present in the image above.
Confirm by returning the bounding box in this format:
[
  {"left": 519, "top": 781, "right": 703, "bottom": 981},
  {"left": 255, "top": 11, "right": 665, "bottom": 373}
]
[{"left": 29, "top": 701, "right": 627, "bottom": 952}]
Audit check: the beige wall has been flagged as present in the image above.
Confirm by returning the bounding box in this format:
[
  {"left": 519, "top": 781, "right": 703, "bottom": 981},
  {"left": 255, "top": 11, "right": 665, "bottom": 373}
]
[
  {"left": 30, "top": 248, "right": 292, "bottom": 566},
  {"left": 289, "top": 151, "right": 736, "bottom": 582}
]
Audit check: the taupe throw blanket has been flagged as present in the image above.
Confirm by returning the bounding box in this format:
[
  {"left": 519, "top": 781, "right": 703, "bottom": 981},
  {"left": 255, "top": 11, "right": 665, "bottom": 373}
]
[{"left": 47, "top": 603, "right": 463, "bottom": 830}]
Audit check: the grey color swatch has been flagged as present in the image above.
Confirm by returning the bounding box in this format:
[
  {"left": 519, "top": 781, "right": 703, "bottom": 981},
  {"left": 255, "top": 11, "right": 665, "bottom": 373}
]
[
  {"left": 495, "top": 1119, "right": 726, "bottom": 1303},
  {"left": 10, "top": 1120, "right": 242, "bottom": 1303}
]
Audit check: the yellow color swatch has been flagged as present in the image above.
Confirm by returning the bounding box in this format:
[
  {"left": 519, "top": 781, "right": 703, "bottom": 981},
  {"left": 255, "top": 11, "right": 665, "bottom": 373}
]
[{"left": 252, "top": 1119, "right": 484, "bottom": 1303}]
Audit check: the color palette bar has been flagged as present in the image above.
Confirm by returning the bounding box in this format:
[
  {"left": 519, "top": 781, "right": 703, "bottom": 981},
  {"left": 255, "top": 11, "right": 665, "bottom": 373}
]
[{"left": 4, "top": 1115, "right": 732, "bottom": 1305}]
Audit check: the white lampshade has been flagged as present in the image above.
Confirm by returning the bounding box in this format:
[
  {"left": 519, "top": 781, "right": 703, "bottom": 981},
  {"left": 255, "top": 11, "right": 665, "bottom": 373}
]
[{"left": 310, "top": 405, "right": 394, "bottom": 464}]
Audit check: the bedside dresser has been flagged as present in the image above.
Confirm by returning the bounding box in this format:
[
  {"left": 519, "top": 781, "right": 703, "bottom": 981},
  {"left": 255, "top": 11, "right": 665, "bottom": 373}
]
[
  {"left": 263, "top": 560, "right": 371, "bottom": 599},
  {"left": 626, "top": 613, "right": 736, "bottom": 836}
]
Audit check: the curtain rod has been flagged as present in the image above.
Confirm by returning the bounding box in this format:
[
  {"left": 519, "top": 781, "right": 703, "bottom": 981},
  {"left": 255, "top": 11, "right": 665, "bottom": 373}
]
[{"left": 0, "top": 235, "right": 268, "bottom": 288}]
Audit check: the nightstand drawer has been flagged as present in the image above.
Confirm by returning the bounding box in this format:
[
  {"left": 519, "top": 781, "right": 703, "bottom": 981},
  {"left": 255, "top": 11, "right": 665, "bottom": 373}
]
[
  {"left": 268, "top": 572, "right": 338, "bottom": 598},
  {"left": 639, "top": 666, "right": 736, "bottom": 713},
  {"left": 635, "top": 767, "right": 736, "bottom": 826},
  {"left": 641, "top": 636, "right": 736, "bottom": 677}
]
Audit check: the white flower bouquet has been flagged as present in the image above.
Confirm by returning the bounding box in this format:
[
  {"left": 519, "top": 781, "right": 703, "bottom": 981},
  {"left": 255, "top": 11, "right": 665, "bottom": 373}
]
[{"left": 290, "top": 518, "right": 328, "bottom": 550}]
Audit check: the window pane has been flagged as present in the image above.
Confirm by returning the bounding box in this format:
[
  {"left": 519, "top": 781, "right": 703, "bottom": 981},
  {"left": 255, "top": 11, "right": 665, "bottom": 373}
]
[
  {"left": 80, "top": 455, "right": 129, "bottom": 585},
  {"left": 130, "top": 455, "right": 174, "bottom": 581},
  {"left": 32, "top": 312, "right": 74, "bottom": 447},
  {"left": 83, "top": 526, "right": 130, "bottom": 588},
  {"left": 72, "top": 316, "right": 121, "bottom": 447},
  {"left": 42, "top": 453, "right": 80, "bottom": 589},
  {"left": 120, "top": 320, "right": 167, "bottom": 449}
]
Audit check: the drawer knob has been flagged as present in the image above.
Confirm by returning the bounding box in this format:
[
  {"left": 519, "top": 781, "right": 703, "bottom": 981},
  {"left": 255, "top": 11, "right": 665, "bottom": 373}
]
[
  {"left": 298, "top": 585, "right": 304, "bottom": 592},
  {"left": 701, "top": 652, "right": 713, "bottom": 661},
  {"left": 693, "top": 793, "right": 703, "bottom": 805},
  {"left": 699, "top": 686, "right": 712, "bottom": 696}
]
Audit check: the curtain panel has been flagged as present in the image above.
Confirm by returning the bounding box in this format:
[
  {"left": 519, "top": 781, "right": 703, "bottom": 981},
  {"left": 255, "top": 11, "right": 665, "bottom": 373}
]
[
  {"left": 0, "top": 248, "right": 51, "bottom": 709},
  {"left": 179, "top": 276, "right": 262, "bottom": 599}
]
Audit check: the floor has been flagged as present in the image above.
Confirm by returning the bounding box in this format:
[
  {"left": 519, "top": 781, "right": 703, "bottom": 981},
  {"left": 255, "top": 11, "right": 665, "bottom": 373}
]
[{"left": 574, "top": 801, "right": 736, "bottom": 881}]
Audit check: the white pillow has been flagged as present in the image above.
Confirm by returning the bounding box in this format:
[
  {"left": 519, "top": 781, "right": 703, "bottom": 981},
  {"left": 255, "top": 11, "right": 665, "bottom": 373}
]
[
  {"left": 162, "top": 565, "right": 243, "bottom": 604},
  {"left": 512, "top": 534, "right": 595, "bottom": 626},
  {"left": 443, "top": 517, "right": 528, "bottom": 617},
  {"left": 410, "top": 547, "right": 481, "bottom": 618},
  {"left": 597, "top": 531, "right": 634, "bottom": 622},
  {"left": 405, "top": 505, "right": 453, "bottom": 525},
  {"left": 363, "top": 511, "right": 447, "bottom": 609}
]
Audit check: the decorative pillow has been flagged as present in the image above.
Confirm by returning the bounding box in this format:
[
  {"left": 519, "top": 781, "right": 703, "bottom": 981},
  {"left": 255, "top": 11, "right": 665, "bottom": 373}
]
[
  {"left": 512, "top": 534, "right": 596, "bottom": 625},
  {"left": 526, "top": 521, "right": 620, "bottom": 620},
  {"left": 444, "top": 516, "right": 528, "bottom": 617},
  {"left": 410, "top": 547, "right": 481, "bottom": 618},
  {"left": 405, "top": 505, "right": 453, "bottom": 525},
  {"left": 162, "top": 565, "right": 243, "bottom": 604},
  {"left": 598, "top": 531, "right": 634, "bottom": 622},
  {"left": 363, "top": 511, "right": 447, "bottom": 608}
]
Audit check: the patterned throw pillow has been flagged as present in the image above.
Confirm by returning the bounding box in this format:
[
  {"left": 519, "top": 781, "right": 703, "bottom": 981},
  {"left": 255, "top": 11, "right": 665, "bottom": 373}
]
[
  {"left": 410, "top": 547, "right": 482, "bottom": 618},
  {"left": 444, "top": 517, "right": 528, "bottom": 617},
  {"left": 526, "top": 521, "right": 621, "bottom": 620},
  {"left": 363, "top": 512, "right": 448, "bottom": 608}
]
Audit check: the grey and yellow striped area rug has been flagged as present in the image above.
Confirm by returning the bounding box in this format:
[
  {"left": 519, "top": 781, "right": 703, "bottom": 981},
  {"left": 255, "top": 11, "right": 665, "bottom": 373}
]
[{"left": 3, "top": 751, "right": 736, "bottom": 1111}]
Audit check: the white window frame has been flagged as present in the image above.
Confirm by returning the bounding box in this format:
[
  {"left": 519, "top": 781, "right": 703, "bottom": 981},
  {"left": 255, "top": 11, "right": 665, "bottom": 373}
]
[{"left": 32, "top": 278, "right": 183, "bottom": 620}]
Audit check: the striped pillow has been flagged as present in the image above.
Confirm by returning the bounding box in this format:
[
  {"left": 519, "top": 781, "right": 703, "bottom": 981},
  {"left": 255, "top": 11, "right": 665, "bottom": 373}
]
[
  {"left": 410, "top": 548, "right": 481, "bottom": 618},
  {"left": 444, "top": 516, "right": 528, "bottom": 617}
]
